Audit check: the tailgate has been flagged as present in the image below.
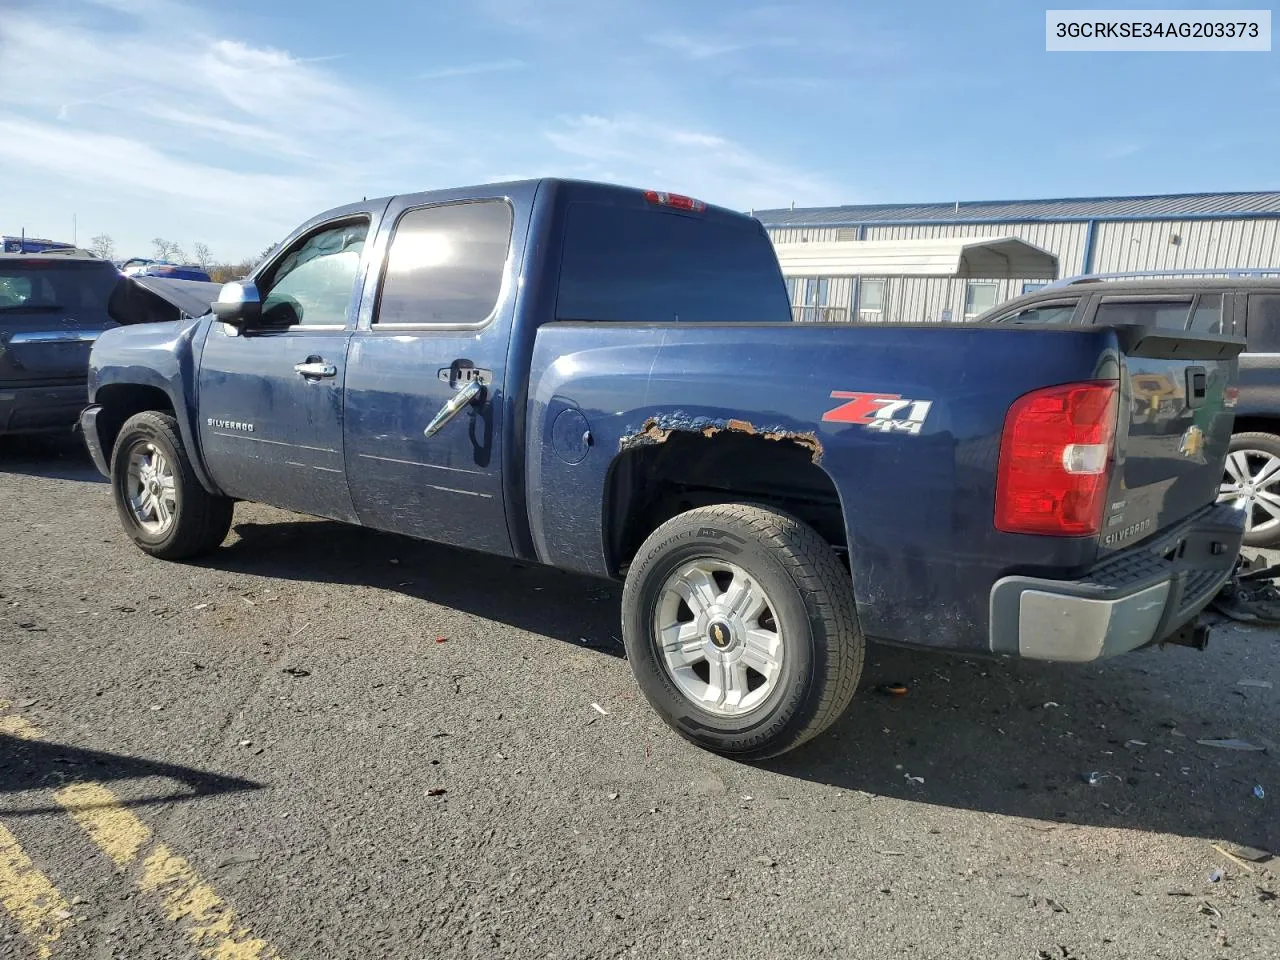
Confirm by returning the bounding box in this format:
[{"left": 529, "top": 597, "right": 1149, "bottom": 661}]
[{"left": 1099, "top": 326, "right": 1243, "bottom": 557}]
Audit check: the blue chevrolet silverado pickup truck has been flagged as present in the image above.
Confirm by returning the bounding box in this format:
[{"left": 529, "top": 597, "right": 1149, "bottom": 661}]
[{"left": 80, "top": 178, "right": 1246, "bottom": 758}]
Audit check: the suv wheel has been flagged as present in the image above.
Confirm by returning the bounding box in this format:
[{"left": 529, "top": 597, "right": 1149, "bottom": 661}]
[{"left": 1221, "top": 431, "right": 1280, "bottom": 548}]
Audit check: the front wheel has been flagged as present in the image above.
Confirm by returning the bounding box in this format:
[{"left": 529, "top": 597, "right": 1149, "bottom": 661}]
[
  {"left": 621, "top": 503, "right": 863, "bottom": 760},
  {"left": 1220, "top": 431, "right": 1280, "bottom": 549},
  {"left": 110, "top": 411, "right": 233, "bottom": 560}
]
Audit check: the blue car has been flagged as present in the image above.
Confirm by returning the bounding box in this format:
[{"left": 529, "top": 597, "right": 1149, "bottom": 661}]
[{"left": 120, "top": 258, "right": 212, "bottom": 283}]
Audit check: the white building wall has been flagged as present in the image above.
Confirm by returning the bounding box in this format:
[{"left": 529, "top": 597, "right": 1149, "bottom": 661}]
[
  {"left": 768, "top": 216, "right": 1280, "bottom": 322},
  {"left": 1092, "top": 218, "right": 1280, "bottom": 273}
]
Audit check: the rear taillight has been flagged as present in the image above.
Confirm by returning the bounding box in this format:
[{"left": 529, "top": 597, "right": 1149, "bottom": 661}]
[
  {"left": 1225, "top": 386, "right": 1239, "bottom": 408},
  {"left": 643, "top": 190, "right": 706, "bottom": 212},
  {"left": 995, "top": 380, "right": 1119, "bottom": 537}
]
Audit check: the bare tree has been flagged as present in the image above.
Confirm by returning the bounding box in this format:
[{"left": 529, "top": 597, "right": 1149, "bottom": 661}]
[
  {"left": 151, "top": 237, "right": 173, "bottom": 260},
  {"left": 88, "top": 233, "right": 115, "bottom": 260},
  {"left": 191, "top": 242, "right": 213, "bottom": 270}
]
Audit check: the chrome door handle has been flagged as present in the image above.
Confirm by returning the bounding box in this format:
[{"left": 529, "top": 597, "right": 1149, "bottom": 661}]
[
  {"left": 424, "top": 379, "right": 484, "bottom": 438},
  {"left": 294, "top": 360, "right": 337, "bottom": 379}
]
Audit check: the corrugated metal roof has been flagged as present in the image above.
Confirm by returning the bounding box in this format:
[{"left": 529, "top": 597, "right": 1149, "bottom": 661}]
[{"left": 754, "top": 191, "right": 1280, "bottom": 226}]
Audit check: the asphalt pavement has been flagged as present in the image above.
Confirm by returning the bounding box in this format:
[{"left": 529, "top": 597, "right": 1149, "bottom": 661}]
[{"left": 1, "top": 435, "right": 1277, "bottom": 959}]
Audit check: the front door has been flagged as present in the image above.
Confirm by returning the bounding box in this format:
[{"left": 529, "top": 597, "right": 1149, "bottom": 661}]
[
  {"left": 344, "top": 194, "right": 522, "bottom": 554},
  {"left": 197, "top": 216, "right": 372, "bottom": 521}
]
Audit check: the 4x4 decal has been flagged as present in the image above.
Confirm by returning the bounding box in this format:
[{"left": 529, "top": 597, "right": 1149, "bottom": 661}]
[{"left": 822, "top": 391, "right": 933, "bottom": 435}]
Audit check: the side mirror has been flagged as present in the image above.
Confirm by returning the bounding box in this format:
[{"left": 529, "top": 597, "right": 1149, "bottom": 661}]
[{"left": 211, "top": 281, "right": 262, "bottom": 328}]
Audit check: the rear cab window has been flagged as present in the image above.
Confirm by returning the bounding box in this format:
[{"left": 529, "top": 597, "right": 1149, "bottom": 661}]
[{"left": 556, "top": 203, "right": 791, "bottom": 323}]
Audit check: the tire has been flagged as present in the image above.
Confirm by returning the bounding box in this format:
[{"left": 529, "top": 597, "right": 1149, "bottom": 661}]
[
  {"left": 110, "top": 411, "right": 233, "bottom": 560},
  {"left": 621, "top": 503, "right": 863, "bottom": 760},
  {"left": 1222, "top": 431, "right": 1280, "bottom": 549}
]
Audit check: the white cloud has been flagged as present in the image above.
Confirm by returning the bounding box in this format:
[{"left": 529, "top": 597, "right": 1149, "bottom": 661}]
[
  {"left": 0, "top": 0, "right": 838, "bottom": 258},
  {"left": 0, "top": 2, "right": 438, "bottom": 259},
  {"left": 544, "top": 114, "right": 837, "bottom": 210},
  {"left": 645, "top": 33, "right": 746, "bottom": 59},
  {"left": 418, "top": 59, "right": 525, "bottom": 80}
]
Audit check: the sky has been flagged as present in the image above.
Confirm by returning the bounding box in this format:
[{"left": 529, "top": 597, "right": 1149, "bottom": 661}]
[{"left": 1, "top": 0, "right": 1278, "bottom": 262}]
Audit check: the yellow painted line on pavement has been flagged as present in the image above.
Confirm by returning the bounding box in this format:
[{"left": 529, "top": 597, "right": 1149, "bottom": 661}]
[
  {"left": 0, "top": 708, "right": 283, "bottom": 960},
  {"left": 0, "top": 823, "right": 71, "bottom": 959},
  {"left": 55, "top": 781, "right": 282, "bottom": 960}
]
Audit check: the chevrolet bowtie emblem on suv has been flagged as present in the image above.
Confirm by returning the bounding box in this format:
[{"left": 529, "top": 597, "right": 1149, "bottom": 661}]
[{"left": 1179, "top": 424, "right": 1204, "bottom": 458}]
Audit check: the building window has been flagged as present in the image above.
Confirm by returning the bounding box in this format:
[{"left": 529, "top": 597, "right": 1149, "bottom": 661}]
[
  {"left": 788, "top": 276, "right": 846, "bottom": 322},
  {"left": 1022, "top": 282, "right": 1047, "bottom": 295},
  {"left": 859, "top": 279, "right": 885, "bottom": 312},
  {"left": 964, "top": 281, "right": 999, "bottom": 318}
]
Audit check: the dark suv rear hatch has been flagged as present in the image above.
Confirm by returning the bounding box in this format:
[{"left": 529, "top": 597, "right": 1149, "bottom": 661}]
[
  {"left": 0, "top": 258, "right": 124, "bottom": 386},
  {"left": 1100, "top": 326, "right": 1243, "bottom": 557}
]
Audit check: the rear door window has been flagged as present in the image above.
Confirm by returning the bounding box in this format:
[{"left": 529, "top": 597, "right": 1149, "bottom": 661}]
[
  {"left": 0, "top": 260, "right": 121, "bottom": 320},
  {"left": 374, "top": 200, "right": 513, "bottom": 326},
  {"left": 1246, "top": 294, "right": 1280, "bottom": 352},
  {"left": 1093, "top": 299, "right": 1193, "bottom": 330},
  {"left": 557, "top": 203, "right": 791, "bottom": 323}
]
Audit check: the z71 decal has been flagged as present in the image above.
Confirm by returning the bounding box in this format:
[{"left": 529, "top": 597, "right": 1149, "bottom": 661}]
[{"left": 822, "top": 392, "right": 933, "bottom": 436}]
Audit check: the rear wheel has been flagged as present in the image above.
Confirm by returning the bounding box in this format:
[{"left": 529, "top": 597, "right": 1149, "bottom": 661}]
[
  {"left": 110, "top": 411, "right": 233, "bottom": 560},
  {"left": 1220, "top": 431, "right": 1280, "bottom": 548},
  {"left": 621, "top": 503, "right": 863, "bottom": 760}
]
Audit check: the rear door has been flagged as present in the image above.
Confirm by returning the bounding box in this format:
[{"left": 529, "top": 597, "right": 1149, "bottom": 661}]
[
  {"left": 343, "top": 190, "right": 526, "bottom": 554},
  {"left": 0, "top": 259, "right": 122, "bottom": 386}
]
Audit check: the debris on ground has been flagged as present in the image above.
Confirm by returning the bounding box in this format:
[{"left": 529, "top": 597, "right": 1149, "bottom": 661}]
[
  {"left": 1042, "top": 701, "right": 1061, "bottom": 709},
  {"left": 1208, "top": 868, "right": 1224, "bottom": 883},
  {"left": 1083, "top": 771, "right": 1120, "bottom": 786},
  {"left": 1255, "top": 784, "right": 1266, "bottom": 799},
  {"left": 435, "top": 637, "right": 448, "bottom": 643},
  {"left": 1220, "top": 842, "right": 1273, "bottom": 864},
  {"left": 876, "top": 682, "right": 909, "bottom": 697},
  {"left": 426, "top": 788, "right": 446, "bottom": 797},
  {"left": 1198, "top": 901, "right": 1222, "bottom": 919},
  {"left": 590, "top": 702, "right": 609, "bottom": 716},
  {"left": 1195, "top": 737, "right": 1266, "bottom": 751},
  {"left": 1210, "top": 843, "right": 1258, "bottom": 873},
  {"left": 1238, "top": 679, "right": 1274, "bottom": 689},
  {"left": 752, "top": 855, "right": 777, "bottom": 867},
  {"left": 904, "top": 774, "right": 924, "bottom": 785},
  {"left": 282, "top": 666, "right": 311, "bottom": 677},
  {"left": 1211, "top": 553, "right": 1280, "bottom": 623}
]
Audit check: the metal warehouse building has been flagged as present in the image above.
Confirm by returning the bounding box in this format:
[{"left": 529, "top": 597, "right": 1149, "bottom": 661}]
[{"left": 754, "top": 191, "right": 1280, "bottom": 323}]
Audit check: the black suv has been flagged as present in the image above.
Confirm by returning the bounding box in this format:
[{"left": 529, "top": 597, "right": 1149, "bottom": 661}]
[
  {"left": 979, "top": 277, "right": 1280, "bottom": 547},
  {"left": 0, "top": 254, "right": 218, "bottom": 437}
]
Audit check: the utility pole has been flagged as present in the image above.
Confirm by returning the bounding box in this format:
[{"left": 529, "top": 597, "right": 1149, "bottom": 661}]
[{"left": 73, "top": 214, "right": 77, "bottom": 245}]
